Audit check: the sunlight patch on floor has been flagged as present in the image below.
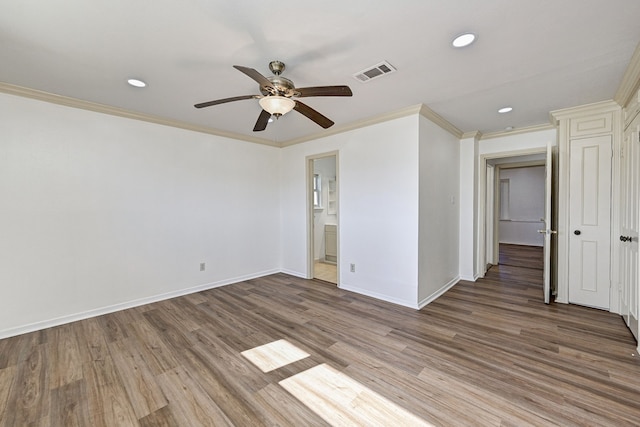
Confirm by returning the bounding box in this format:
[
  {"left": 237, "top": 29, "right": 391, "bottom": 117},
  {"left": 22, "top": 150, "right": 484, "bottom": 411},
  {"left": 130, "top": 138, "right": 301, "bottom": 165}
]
[
  {"left": 280, "top": 363, "right": 432, "bottom": 426},
  {"left": 241, "top": 339, "right": 310, "bottom": 373}
]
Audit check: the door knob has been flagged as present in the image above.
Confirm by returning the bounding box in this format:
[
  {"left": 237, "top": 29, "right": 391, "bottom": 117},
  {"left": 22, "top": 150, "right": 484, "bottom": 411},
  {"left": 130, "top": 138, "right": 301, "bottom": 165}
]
[{"left": 574, "top": 230, "right": 581, "bottom": 235}]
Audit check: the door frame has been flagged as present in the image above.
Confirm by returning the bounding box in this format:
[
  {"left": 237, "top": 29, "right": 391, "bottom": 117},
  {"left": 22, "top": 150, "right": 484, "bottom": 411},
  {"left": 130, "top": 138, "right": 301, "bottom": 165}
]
[
  {"left": 306, "top": 151, "right": 340, "bottom": 283},
  {"left": 478, "top": 148, "right": 549, "bottom": 279}
]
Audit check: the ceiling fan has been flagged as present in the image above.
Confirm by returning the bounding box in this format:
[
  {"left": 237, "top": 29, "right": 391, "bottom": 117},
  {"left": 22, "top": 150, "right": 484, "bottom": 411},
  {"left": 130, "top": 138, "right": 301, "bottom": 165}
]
[{"left": 194, "top": 60, "right": 353, "bottom": 132}]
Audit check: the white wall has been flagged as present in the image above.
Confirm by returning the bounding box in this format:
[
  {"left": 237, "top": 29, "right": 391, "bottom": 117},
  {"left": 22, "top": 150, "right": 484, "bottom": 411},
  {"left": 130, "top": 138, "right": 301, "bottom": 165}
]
[
  {"left": 498, "top": 166, "right": 545, "bottom": 246},
  {"left": 459, "top": 134, "right": 479, "bottom": 280},
  {"left": 0, "top": 93, "right": 281, "bottom": 338},
  {"left": 312, "top": 157, "right": 337, "bottom": 260},
  {"left": 418, "top": 116, "right": 460, "bottom": 305},
  {"left": 280, "top": 115, "right": 421, "bottom": 307}
]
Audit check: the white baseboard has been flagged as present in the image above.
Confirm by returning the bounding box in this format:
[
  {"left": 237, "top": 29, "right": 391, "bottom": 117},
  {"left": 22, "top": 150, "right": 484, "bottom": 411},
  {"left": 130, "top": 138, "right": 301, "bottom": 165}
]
[
  {"left": 0, "top": 268, "right": 279, "bottom": 340},
  {"left": 280, "top": 268, "right": 308, "bottom": 279},
  {"left": 459, "top": 274, "right": 478, "bottom": 282},
  {"left": 418, "top": 276, "right": 460, "bottom": 309},
  {"left": 338, "top": 284, "right": 419, "bottom": 309}
]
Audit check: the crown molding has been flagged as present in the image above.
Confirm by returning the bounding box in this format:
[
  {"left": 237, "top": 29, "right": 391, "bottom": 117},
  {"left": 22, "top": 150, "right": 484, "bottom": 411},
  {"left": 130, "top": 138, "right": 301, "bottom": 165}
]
[
  {"left": 0, "top": 82, "right": 280, "bottom": 147},
  {"left": 280, "top": 104, "right": 423, "bottom": 147},
  {"left": 549, "top": 99, "right": 620, "bottom": 123},
  {"left": 1, "top": 82, "right": 466, "bottom": 147},
  {"left": 418, "top": 104, "right": 464, "bottom": 139},
  {"left": 461, "top": 131, "right": 482, "bottom": 140},
  {"left": 479, "top": 123, "right": 556, "bottom": 140},
  {"left": 614, "top": 41, "right": 640, "bottom": 108}
]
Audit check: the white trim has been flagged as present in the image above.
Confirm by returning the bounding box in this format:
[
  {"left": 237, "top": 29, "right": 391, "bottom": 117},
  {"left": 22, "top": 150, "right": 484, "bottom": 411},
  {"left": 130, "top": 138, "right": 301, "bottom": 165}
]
[
  {"left": 478, "top": 147, "right": 548, "bottom": 284},
  {"left": 459, "top": 274, "right": 479, "bottom": 282},
  {"left": 418, "top": 277, "right": 460, "bottom": 309},
  {"left": 614, "top": 42, "right": 640, "bottom": 108},
  {"left": 338, "top": 284, "right": 419, "bottom": 309},
  {"left": 0, "top": 269, "right": 279, "bottom": 340},
  {"left": 480, "top": 123, "right": 556, "bottom": 141},
  {"left": 418, "top": 104, "right": 464, "bottom": 138},
  {"left": 306, "top": 151, "right": 340, "bottom": 282},
  {"left": 283, "top": 105, "right": 425, "bottom": 147},
  {"left": 280, "top": 269, "right": 307, "bottom": 279}
]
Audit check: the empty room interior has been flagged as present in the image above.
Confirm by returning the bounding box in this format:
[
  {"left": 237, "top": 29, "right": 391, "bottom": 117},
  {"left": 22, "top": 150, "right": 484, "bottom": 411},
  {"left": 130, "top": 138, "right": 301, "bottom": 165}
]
[{"left": 2, "top": 1, "right": 640, "bottom": 425}]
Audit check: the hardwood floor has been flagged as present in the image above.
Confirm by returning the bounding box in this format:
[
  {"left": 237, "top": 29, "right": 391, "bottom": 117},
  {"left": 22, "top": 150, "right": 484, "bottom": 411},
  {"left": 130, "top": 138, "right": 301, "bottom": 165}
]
[
  {"left": 1, "top": 263, "right": 639, "bottom": 425},
  {"left": 313, "top": 261, "right": 337, "bottom": 284},
  {"left": 499, "top": 243, "right": 544, "bottom": 270}
]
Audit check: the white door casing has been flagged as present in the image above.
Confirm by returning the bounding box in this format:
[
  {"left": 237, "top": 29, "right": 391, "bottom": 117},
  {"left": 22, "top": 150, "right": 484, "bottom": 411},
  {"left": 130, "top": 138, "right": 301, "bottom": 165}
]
[{"left": 568, "top": 135, "right": 612, "bottom": 309}]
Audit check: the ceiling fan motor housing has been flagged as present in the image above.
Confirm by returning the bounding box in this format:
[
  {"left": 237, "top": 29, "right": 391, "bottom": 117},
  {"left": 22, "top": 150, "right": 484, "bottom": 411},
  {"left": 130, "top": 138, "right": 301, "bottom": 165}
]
[{"left": 261, "top": 76, "right": 296, "bottom": 97}]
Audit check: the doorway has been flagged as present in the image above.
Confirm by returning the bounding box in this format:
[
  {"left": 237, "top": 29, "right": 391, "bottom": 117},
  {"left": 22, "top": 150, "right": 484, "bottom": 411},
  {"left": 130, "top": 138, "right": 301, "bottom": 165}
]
[
  {"left": 307, "top": 153, "right": 338, "bottom": 284},
  {"left": 480, "top": 149, "right": 555, "bottom": 302}
]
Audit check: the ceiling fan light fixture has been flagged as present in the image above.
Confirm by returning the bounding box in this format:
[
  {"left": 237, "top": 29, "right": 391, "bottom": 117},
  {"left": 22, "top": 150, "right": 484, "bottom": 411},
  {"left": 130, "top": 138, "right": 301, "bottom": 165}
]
[{"left": 259, "top": 95, "right": 295, "bottom": 117}]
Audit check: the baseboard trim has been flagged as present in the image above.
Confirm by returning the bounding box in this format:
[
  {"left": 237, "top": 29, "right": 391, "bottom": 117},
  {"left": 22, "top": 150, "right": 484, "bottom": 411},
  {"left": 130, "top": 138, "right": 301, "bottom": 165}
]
[
  {"left": 418, "top": 277, "right": 460, "bottom": 309},
  {"left": 338, "top": 284, "right": 419, "bottom": 310},
  {"left": 280, "top": 269, "right": 308, "bottom": 279},
  {"left": 0, "top": 268, "right": 279, "bottom": 340},
  {"left": 459, "top": 274, "right": 478, "bottom": 282}
]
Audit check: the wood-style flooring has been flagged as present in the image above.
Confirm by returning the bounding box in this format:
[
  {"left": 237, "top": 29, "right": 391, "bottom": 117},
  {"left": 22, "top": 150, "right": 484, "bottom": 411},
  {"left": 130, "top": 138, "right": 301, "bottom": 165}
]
[
  {"left": 1, "top": 253, "right": 639, "bottom": 425},
  {"left": 499, "top": 243, "right": 544, "bottom": 270},
  {"left": 313, "top": 260, "right": 337, "bottom": 284}
]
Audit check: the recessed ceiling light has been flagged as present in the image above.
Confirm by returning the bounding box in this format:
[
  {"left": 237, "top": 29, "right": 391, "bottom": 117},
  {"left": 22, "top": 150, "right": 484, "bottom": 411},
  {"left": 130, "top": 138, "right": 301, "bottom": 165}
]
[
  {"left": 498, "top": 106, "right": 513, "bottom": 113},
  {"left": 268, "top": 118, "right": 274, "bottom": 123},
  {"left": 452, "top": 33, "right": 476, "bottom": 48},
  {"left": 127, "top": 78, "right": 146, "bottom": 88},
  {"left": 505, "top": 126, "right": 514, "bottom": 131}
]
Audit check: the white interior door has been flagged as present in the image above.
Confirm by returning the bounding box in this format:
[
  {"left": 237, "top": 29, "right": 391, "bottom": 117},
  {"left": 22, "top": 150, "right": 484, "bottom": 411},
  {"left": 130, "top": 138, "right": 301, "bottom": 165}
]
[
  {"left": 620, "top": 123, "right": 639, "bottom": 339},
  {"left": 569, "top": 135, "right": 612, "bottom": 309},
  {"left": 539, "top": 143, "right": 554, "bottom": 304}
]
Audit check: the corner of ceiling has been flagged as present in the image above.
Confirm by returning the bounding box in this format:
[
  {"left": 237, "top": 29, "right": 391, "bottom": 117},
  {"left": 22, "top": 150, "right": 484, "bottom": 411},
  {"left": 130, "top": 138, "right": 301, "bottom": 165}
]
[{"left": 614, "top": 41, "right": 640, "bottom": 108}]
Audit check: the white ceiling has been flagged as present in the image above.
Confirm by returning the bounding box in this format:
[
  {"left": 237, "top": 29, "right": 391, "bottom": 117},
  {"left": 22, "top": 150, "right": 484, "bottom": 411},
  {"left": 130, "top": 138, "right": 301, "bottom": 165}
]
[{"left": 1, "top": 0, "right": 639, "bottom": 144}]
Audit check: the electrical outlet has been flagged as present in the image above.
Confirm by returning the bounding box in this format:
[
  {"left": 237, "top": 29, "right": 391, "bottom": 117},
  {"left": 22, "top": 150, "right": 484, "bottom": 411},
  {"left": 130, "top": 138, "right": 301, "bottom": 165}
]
[
  {"left": 200, "top": 262, "right": 206, "bottom": 271},
  {"left": 350, "top": 263, "right": 356, "bottom": 273}
]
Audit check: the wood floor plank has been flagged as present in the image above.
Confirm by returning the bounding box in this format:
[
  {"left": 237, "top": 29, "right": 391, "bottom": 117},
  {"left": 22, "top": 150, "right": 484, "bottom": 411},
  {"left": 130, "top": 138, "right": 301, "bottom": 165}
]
[
  {"left": 156, "top": 366, "right": 234, "bottom": 427},
  {"left": 83, "top": 356, "right": 139, "bottom": 427},
  {"left": 0, "top": 366, "right": 17, "bottom": 425},
  {"left": 138, "top": 405, "right": 179, "bottom": 427},
  {"left": 49, "top": 380, "right": 90, "bottom": 427},
  {"left": 1, "top": 343, "right": 49, "bottom": 426},
  {"left": 108, "top": 338, "right": 168, "bottom": 419}
]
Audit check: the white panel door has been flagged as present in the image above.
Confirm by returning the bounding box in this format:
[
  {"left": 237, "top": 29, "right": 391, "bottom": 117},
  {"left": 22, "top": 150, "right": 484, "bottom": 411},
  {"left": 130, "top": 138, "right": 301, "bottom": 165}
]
[
  {"left": 620, "top": 123, "right": 639, "bottom": 339},
  {"left": 569, "top": 135, "right": 612, "bottom": 309}
]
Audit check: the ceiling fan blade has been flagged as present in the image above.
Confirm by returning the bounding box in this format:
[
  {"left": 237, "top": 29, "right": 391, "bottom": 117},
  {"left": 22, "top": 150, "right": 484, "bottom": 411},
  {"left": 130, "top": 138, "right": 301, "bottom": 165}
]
[
  {"left": 295, "top": 85, "right": 353, "bottom": 98},
  {"left": 194, "top": 95, "right": 258, "bottom": 109},
  {"left": 293, "top": 101, "right": 334, "bottom": 129},
  {"left": 253, "top": 109, "right": 271, "bottom": 132},
  {"left": 233, "top": 65, "right": 274, "bottom": 89}
]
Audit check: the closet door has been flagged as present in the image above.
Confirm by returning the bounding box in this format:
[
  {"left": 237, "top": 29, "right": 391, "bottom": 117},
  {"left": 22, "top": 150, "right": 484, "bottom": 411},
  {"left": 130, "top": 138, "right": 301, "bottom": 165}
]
[{"left": 568, "top": 135, "right": 612, "bottom": 309}]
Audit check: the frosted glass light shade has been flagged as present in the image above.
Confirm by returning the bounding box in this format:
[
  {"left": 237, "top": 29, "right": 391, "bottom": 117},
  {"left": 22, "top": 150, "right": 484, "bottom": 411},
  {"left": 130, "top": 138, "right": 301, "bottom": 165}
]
[{"left": 259, "top": 96, "right": 295, "bottom": 116}]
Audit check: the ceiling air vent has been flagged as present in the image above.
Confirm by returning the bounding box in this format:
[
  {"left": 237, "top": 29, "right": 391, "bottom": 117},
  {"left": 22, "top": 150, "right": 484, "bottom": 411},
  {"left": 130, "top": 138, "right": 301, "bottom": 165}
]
[{"left": 353, "top": 61, "right": 396, "bottom": 83}]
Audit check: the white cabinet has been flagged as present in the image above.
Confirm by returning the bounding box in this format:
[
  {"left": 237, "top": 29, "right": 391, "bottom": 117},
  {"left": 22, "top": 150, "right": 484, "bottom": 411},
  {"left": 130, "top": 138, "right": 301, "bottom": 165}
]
[{"left": 324, "top": 224, "right": 337, "bottom": 264}]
